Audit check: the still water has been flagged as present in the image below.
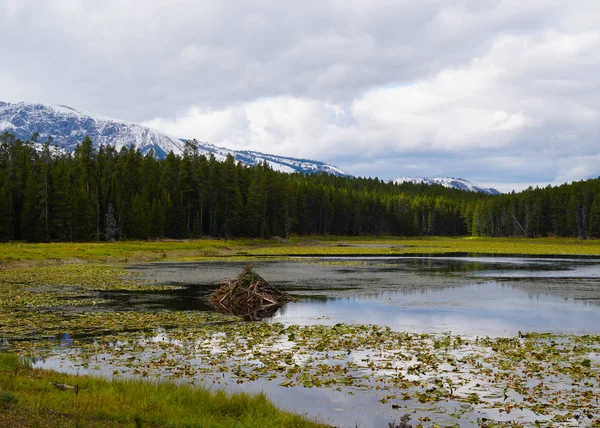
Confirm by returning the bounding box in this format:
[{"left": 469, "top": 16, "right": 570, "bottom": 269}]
[
  {"left": 32, "top": 256, "right": 600, "bottom": 427},
  {"left": 120, "top": 255, "right": 600, "bottom": 336}
]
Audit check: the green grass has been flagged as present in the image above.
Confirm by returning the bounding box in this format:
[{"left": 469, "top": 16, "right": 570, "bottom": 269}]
[
  {"left": 0, "top": 262, "right": 240, "bottom": 339},
  {"left": 0, "top": 353, "right": 327, "bottom": 427},
  {"left": 2, "top": 238, "right": 600, "bottom": 426},
  {"left": 7, "top": 326, "right": 600, "bottom": 425},
  {"left": 1, "top": 236, "right": 600, "bottom": 426},
  {"left": 2, "top": 236, "right": 600, "bottom": 265},
  {"left": 0, "top": 239, "right": 272, "bottom": 264}
]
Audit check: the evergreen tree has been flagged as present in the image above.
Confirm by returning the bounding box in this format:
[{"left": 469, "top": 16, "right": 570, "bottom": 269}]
[
  {"left": 221, "top": 154, "right": 243, "bottom": 239},
  {"left": 104, "top": 202, "right": 118, "bottom": 241},
  {"left": 73, "top": 137, "right": 97, "bottom": 240},
  {"left": 589, "top": 194, "right": 600, "bottom": 239},
  {"left": 1, "top": 131, "right": 600, "bottom": 242},
  {"left": 0, "top": 171, "right": 12, "bottom": 241},
  {"left": 20, "top": 172, "right": 41, "bottom": 241},
  {"left": 150, "top": 198, "right": 166, "bottom": 238},
  {"left": 127, "top": 193, "right": 151, "bottom": 239}
]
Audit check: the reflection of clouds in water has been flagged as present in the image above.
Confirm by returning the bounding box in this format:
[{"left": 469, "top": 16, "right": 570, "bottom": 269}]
[
  {"left": 32, "top": 323, "right": 597, "bottom": 428},
  {"left": 132, "top": 257, "right": 600, "bottom": 335},
  {"left": 479, "top": 264, "right": 600, "bottom": 278},
  {"left": 272, "top": 281, "right": 600, "bottom": 336},
  {"left": 60, "top": 333, "right": 73, "bottom": 347},
  {"left": 33, "top": 344, "right": 398, "bottom": 428},
  {"left": 231, "top": 368, "right": 398, "bottom": 428}
]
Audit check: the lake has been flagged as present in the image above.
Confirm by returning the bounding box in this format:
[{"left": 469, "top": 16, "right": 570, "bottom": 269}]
[
  {"left": 31, "top": 255, "right": 600, "bottom": 427},
  {"left": 108, "top": 255, "right": 600, "bottom": 336}
]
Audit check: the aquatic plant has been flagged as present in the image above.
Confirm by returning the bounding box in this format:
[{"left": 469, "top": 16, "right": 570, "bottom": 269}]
[
  {"left": 0, "top": 352, "right": 327, "bottom": 427},
  {"left": 9, "top": 323, "right": 600, "bottom": 426}
]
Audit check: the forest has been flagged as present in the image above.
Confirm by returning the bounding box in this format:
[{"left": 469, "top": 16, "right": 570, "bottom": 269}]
[{"left": 1, "top": 132, "right": 600, "bottom": 242}]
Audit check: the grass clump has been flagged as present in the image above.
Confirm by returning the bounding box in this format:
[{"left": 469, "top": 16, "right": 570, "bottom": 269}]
[{"left": 0, "top": 352, "right": 327, "bottom": 427}]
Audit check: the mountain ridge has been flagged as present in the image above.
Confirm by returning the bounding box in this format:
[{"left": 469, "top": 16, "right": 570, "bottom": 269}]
[
  {"left": 392, "top": 176, "right": 501, "bottom": 195},
  {"left": 1, "top": 100, "right": 499, "bottom": 193},
  {"left": 0, "top": 101, "right": 346, "bottom": 176}
]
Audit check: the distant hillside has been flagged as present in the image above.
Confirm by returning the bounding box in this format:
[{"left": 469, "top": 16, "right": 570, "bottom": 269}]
[
  {"left": 0, "top": 101, "right": 346, "bottom": 176},
  {"left": 392, "top": 177, "right": 501, "bottom": 195}
]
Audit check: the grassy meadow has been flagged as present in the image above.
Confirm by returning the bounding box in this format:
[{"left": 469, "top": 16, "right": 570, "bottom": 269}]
[
  {"left": 2, "top": 236, "right": 600, "bottom": 426},
  {"left": 2, "top": 236, "right": 600, "bottom": 265}
]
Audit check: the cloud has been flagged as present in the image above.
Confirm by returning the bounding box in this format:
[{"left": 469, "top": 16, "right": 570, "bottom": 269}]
[
  {"left": 2, "top": 1, "right": 600, "bottom": 188},
  {"left": 143, "top": 25, "right": 600, "bottom": 187},
  {"left": 144, "top": 97, "right": 356, "bottom": 159}
]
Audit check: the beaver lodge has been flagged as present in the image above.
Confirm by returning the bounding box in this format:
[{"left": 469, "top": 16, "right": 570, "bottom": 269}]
[{"left": 208, "top": 265, "right": 295, "bottom": 320}]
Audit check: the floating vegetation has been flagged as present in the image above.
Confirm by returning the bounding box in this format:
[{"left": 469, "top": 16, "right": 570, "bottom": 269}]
[
  {"left": 0, "top": 263, "right": 178, "bottom": 293},
  {"left": 0, "top": 352, "right": 326, "bottom": 428},
  {"left": 388, "top": 414, "right": 413, "bottom": 428},
  {"left": 12, "top": 323, "right": 600, "bottom": 427},
  {"left": 0, "top": 262, "right": 233, "bottom": 340},
  {"left": 208, "top": 265, "right": 294, "bottom": 320},
  {"left": 1, "top": 309, "right": 234, "bottom": 342},
  {"left": 3, "top": 245, "right": 600, "bottom": 426}
]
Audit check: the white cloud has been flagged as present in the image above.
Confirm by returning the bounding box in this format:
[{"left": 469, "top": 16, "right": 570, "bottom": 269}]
[
  {"left": 2, "top": 1, "right": 600, "bottom": 188},
  {"left": 144, "top": 97, "right": 357, "bottom": 159}
]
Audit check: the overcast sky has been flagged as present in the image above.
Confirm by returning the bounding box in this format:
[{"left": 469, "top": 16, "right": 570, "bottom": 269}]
[{"left": 2, "top": 1, "right": 600, "bottom": 192}]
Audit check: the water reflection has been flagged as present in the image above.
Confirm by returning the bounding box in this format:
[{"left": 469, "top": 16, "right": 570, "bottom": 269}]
[
  {"left": 17, "top": 255, "right": 600, "bottom": 428},
  {"left": 125, "top": 256, "right": 600, "bottom": 336},
  {"left": 30, "top": 341, "right": 443, "bottom": 428},
  {"left": 270, "top": 281, "right": 600, "bottom": 335}
]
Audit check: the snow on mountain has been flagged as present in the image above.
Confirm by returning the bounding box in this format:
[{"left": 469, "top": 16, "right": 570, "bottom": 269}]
[
  {"left": 0, "top": 101, "right": 346, "bottom": 176},
  {"left": 0, "top": 101, "right": 185, "bottom": 157},
  {"left": 392, "top": 177, "right": 501, "bottom": 195},
  {"left": 0, "top": 101, "right": 502, "bottom": 189}
]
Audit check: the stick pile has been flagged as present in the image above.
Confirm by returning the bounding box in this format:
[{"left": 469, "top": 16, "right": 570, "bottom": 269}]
[{"left": 208, "top": 265, "right": 294, "bottom": 320}]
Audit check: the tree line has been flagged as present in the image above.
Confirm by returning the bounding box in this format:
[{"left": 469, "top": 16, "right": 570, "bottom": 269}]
[{"left": 1, "top": 132, "right": 600, "bottom": 242}]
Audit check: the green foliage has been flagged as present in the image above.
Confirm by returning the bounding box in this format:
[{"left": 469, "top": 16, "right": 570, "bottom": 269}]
[
  {"left": 1, "top": 392, "right": 19, "bottom": 407},
  {"left": 3, "top": 236, "right": 600, "bottom": 267},
  {"left": 0, "top": 352, "right": 325, "bottom": 427},
  {"left": 1, "top": 132, "right": 600, "bottom": 242},
  {"left": 1, "top": 243, "right": 599, "bottom": 425},
  {"left": 589, "top": 194, "right": 600, "bottom": 238}
]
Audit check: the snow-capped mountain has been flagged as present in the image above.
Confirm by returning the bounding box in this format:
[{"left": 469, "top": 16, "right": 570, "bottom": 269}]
[
  {"left": 0, "top": 101, "right": 185, "bottom": 157},
  {"left": 0, "top": 101, "right": 346, "bottom": 176},
  {"left": 0, "top": 102, "right": 504, "bottom": 191},
  {"left": 392, "top": 177, "right": 501, "bottom": 195}
]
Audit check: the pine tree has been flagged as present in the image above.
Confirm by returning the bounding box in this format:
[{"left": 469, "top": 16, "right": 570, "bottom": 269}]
[
  {"left": 49, "top": 157, "right": 75, "bottom": 241},
  {"left": 104, "top": 202, "right": 118, "bottom": 241},
  {"left": 0, "top": 173, "right": 11, "bottom": 241},
  {"left": 220, "top": 154, "right": 243, "bottom": 239},
  {"left": 246, "top": 162, "right": 269, "bottom": 237},
  {"left": 567, "top": 190, "right": 585, "bottom": 239},
  {"left": 150, "top": 198, "right": 166, "bottom": 238},
  {"left": 179, "top": 142, "right": 197, "bottom": 238},
  {"left": 20, "top": 172, "right": 41, "bottom": 241},
  {"left": 471, "top": 201, "right": 481, "bottom": 237},
  {"left": 127, "top": 193, "right": 151, "bottom": 239},
  {"left": 589, "top": 194, "right": 600, "bottom": 239},
  {"left": 73, "top": 137, "right": 97, "bottom": 240}
]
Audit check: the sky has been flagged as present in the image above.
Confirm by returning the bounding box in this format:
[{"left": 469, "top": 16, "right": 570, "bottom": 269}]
[{"left": 1, "top": 1, "right": 600, "bottom": 192}]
